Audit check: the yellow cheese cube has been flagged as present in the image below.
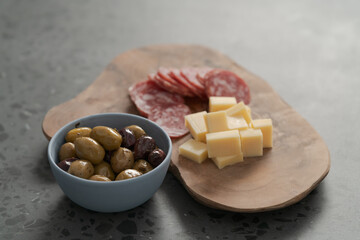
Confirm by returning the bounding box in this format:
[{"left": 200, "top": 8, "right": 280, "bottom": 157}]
[
  {"left": 245, "top": 105, "right": 251, "bottom": 115},
  {"left": 209, "top": 96, "right": 237, "bottom": 112},
  {"left": 212, "top": 153, "right": 243, "bottom": 169},
  {"left": 179, "top": 139, "right": 208, "bottom": 163},
  {"left": 240, "top": 129, "right": 263, "bottom": 157},
  {"left": 184, "top": 111, "right": 208, "bottom": 142},
  {"left": 252, "top": 119, "right": 273, "bottom": 148},
  {"left": 206, "top": 111, "right": 229, "bottom": 133},
  {"left": 227, "top": 116, "right": 249, "bottom": 131},
  {"left": 206, "top": 130, "right": 242, "bottom": 158},
  {"left": 225, "top": 101, "right": 252, "bottom": 124}
]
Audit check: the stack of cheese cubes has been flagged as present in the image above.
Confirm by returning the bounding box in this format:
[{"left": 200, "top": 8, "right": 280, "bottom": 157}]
[{"left": 179, "top": 96, "right": 273, "bottom": 169}]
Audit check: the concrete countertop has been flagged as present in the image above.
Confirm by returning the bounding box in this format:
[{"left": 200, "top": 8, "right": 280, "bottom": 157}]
[{"left": 1, "top": 0, "right": 359, "bottom": 239}]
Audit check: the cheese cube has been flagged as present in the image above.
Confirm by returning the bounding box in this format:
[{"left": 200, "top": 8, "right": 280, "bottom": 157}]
[
  {"left": 212, "top": 153, "right": 243, "bottom": 169},
  {"left": 209, "top": 96, "right": 237, "bottom": 112},
  {"left": 240, "top": 129, "right": 263, "bottom": 157},
  {"left": 206, "top": 111, "right": 228, "bottom": 133},
  {"left": 227, "top": 116, "right": 249, "bottom": 131},
  {"left": 252, "top": 119, "right": 273, "bottom": 148},
  {"left": 245, "top": 105, "right": 251, "bottom": 115},
  {"left": 225, "top": 101, "right": 252, "bottom": 124},
  {"left": 206, "top": 130, "right": 241, "bottom": 158},
  {"left": 179, "top": 139, "right": 208, "bottom": 163},
  {"left": 185, "top": 111, "right": 208, "bottom": 142}
]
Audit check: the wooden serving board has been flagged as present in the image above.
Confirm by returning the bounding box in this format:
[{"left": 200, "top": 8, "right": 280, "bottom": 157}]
[{"left": 42, "top": 44, "right": 330, "bottom": 212}]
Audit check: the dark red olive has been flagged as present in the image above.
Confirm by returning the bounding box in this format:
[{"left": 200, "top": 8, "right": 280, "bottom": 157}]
[
  {"left": 103, "top": 150, "right": 113, "bottom": 163},
  {"left": 118, "top": 128, "right": 136, "bottom": 149},
  {"left": 133, "top": 136, "right": 156, "bottom": 160},
  {"left": 57, "top": 157, "right": 78, "bottom": 172},
  {"left": 148, "top": 148, "right": 166, "bottom": 167}
]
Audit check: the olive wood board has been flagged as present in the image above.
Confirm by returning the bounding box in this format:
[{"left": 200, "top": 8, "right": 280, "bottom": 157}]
[{"left": 42, "top": 44, "right": 330, "bottom": 212}]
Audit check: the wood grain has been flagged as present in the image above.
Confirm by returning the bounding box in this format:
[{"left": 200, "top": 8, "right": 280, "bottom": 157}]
[{"left": 42, "top": 44, "right": 330, "bottom": 212}]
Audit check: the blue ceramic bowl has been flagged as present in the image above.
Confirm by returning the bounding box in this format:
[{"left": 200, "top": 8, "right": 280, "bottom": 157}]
[{"left": 48, "top": 113, "right": 172, "bottom": 212}]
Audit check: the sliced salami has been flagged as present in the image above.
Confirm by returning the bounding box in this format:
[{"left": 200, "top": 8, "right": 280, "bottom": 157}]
[
  {"left": 180, "top": 67, "right": 205, "bottom": 90},
  {"left": 195, "top": 67, "right": 213, "bottom": 85},
  {"left": 148, "top": 103, "right": 191, "bottom": 138},
  {"left": 204, "top": 70, "right": 251, "bottom": 104},
  {"left": 128, "top": 80, "right": 184, "bottom": 117},
  {"left": 169, "top": 69, "right": 202, "bottom": 98},
  {"left": 157, "top": 67, "right": 194, "bottom": 97},
  {"left": 153, "top": 74, "right": 184, "bottom": 95}
]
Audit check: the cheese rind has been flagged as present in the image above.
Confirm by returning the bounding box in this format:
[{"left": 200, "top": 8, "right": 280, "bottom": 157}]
[
  {"left": 206, "top": 111, "right": 228, "bottom": 133},
  {"left": 240, "top": 129, "right": 263, "bottom": 157},
  {"left": 227, "top": 116, "right": 249, "bottom": 131},
  {"left": 184, "top": 111, "right": 208, "bottom": 142},
  {"left": 252, "top": 119, "right": 273, "bottom": 148},
  {"left": 206, "top": 130, "right": 242, "bottom": 158},
  {"left": 209, "top": 96, "right": 237, "bottom": 112},
  {"left": 179, "top": 139, "right": 208, "bottom": 163},
  {"left": 212, "top": 153, "right": 243, "bottom": 169},
  {"left": 225, "top": 101, "right": 252, "bottom": 124}
]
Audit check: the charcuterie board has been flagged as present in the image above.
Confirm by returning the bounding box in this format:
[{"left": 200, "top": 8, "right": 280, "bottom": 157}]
[{"left": 42, "top": 44, "right": 330, "bottom": 212}]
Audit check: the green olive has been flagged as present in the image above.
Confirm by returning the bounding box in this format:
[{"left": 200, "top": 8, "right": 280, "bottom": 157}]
[
  {"left": 89, "top": 175, "right": 111, "bottom": 182},
  {"left": 90, "top": 126, "right": 122, "bottom": 151},
  {"left": 74, "top": 137, "right": 105, "bottom": 165},
  {"left": 126, "top": 125, "right": 146, "bottom": 140},
  {"left": 133, "top": 160, "right": 153, "bottom": 174},
  {"left": 68, "top": 160, "right": 94, "bottom": 179},
  {"left": 110, "top": 147, "right": 134, "bottom": 173},
  {"left": 65, "top": 127, "right": 92, "bottom": 143},
  {"left": 115, "top": 169, "right": 142, "bottom": 180},
  {"left": 59, "top": 142, "right": 76, "bottom": 161},
  {"left": 94, "top": 161, "right": 115, "bottom": 181}
]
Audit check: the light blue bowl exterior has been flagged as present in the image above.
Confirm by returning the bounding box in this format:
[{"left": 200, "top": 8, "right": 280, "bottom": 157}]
[{"left": 48, "top": 113, "right": 172, "bottom": 213}]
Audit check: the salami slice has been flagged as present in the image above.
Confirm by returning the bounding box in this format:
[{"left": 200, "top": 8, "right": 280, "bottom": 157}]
[
  {"left": 204, "top": 70, "right": 251, "bottom": 104},
  {"left": 169, "top": 69, "right": 202, "bottom": 98},
  {"left": 148, "top": 104, "right": 191, "bottom": 138},
  {"left": 128, "top": 80, "right": 184, "bottom": 117},
  {"left": 180, "top": 67, "right": 205, "bottom": 90},
  {"left": 153, "top": 74, "right": 185, "bottom": 95},
  {"left": 195, "top": 67, "right": 213, "bottom": 85},
  {"left": 157, "top": 67, "right": 194, "bottom": 97}
]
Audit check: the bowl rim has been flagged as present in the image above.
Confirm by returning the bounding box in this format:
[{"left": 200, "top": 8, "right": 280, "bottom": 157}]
[{"left": 48, "top": 112, "right": 172, "bottom": 185}]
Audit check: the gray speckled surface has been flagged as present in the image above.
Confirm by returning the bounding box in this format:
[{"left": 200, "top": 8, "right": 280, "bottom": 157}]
[{"left": 1, "top": 0, "right": 359, "bottom": 239}]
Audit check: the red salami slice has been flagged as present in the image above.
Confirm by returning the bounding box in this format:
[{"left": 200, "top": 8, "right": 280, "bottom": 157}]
[
  {"left": 180, "top": 67, "right": 205, "bottom": 90},
  {"left": 157, "top": 67, "right": 194, "bottom": 97},
  {"left": 169, "top": 69, "right": 202, "bottom": 98},
  {"left": 204, "top": 70, "right": 251, "bottom": 104},
  {"left": 128, "top": 80, "right": 184, "bottom": 117},
  {"left": 153, "top": 74, "right": 185, "bottom": 95},
  {"left": 148, "top": 104, "right": 191, "bottom": 138},
  {"left": 195, "top": 67, "right": 213, "bottom": 85}
]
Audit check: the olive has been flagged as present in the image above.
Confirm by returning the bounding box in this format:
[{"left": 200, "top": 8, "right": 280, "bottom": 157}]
[
  {"left": 94, "top": 161, "right": 115, "bottom": 180},
  {"left": 68, "top": 160, "right": 94, "bottom": 179},
  {"left": 115, "top": 169, "right": 142, "bottom": 181},
  {"left": 148, "top": 148, "right": 166, "bottom": 167},
  {"left": 89, "top": 175, "right": 111, "bottom": 182},
  {"left": 65, "top": 127, "right": 92, "bottom": 143},
  {"left": 74, "top": 137, "right": 105, "bottom": 165},
  {"left": 57, "top": 157, "right": 78, "bottom": 172},
  {"left": 133, "top": 160, "right": 153, "bottom": 174},
  {"left": 103, "top": 150, "right": 113, "bottom": 163},
  {"left": 118, "top": 128, "right": 136, "bottom": 149},
  {"left": 90, "top": 126, "right": 122, "bottom": 151},
  {"left": 126, "top": 125, "right": 146, "bottom": 139},
  {"left": 133, "top": 135, "right": 156, "bottom": 160},
  {"left": 59, "top": 142, "right": 76, "bottom": 161},
  {"left": 110, "top": 147, "right": 134, "bottom": 173}
]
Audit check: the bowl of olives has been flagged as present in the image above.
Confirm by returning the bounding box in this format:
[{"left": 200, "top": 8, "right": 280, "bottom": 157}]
[{"left": 47, "top": 113, "right": 172, "bottom": 212}]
